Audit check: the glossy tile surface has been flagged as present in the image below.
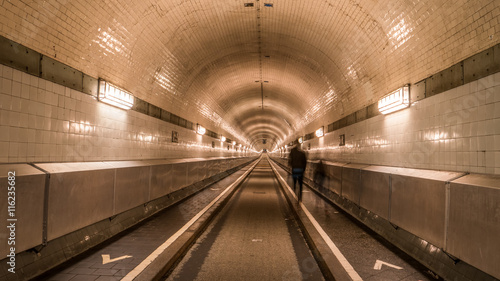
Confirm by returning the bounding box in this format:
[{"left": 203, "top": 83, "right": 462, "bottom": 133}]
[{"left": 0, "top": 0, "right": 498, "bottom": 150}]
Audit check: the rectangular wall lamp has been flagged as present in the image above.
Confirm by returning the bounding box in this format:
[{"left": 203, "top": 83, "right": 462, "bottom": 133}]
[
  {"left": 196, "top": 124, "right": 206, "bottom": 135},
  {"left": 315, "top": 126, "right": 324, "bottom": 138},
  {"left": 378, "top": 85, "right": 410, "bottom": 114},
  {"left": 98, "top": 79, "right": 134, "bottom": 110}
]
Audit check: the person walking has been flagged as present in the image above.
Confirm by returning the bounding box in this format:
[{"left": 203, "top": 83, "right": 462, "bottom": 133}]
[{"left": 288, "top": 145, "right": 307, "bottom": 202}]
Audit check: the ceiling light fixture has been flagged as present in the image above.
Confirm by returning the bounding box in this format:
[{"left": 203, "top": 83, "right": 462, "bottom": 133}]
[
  {"left": 378, "top": 85, "right": 410, "bottom": 114},
  {"left": 316, "top": 126, "right": 324, "bottom": 138},
  {"left": 196, "top": 124, "right": 206, "bottom": 135},
  {"left": 98, "top": 79, "right": 134, "bottom": 110}
]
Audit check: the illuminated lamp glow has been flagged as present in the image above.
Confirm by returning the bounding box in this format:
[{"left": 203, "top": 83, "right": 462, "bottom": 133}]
[
  {"left": 196, "top": 124, "right": 206, "bottom": 135},
  {"left": 220, "top": 136, "right": 226, "bottom": 142},
  {"left": 98, "top": 79, "right": 134, "bottom": 110},
  {"left": 378, "top": 85, "right": 410, "bottom": 114},
  {"left": 298, "top": 137, "right": 303, "bottom": 144},
  {"left": 232, "top": 141, "right": 236, "bottom": 146},
  {"left": 315, "top": 126, "right": 324, "bottom": 138}
]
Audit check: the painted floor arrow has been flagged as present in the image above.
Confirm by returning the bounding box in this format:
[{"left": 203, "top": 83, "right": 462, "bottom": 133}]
[
  {"left": 374, "top": 259, "right": 403, "bottom": 270},
  {"left": 102, "top": 254, "right": 133, "bottom": 264}
]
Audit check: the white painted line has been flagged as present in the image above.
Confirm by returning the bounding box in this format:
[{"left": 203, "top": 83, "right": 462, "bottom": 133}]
[
  {"left": 269, "top": 160, "right": 363, "bottom": 281},
  {"left": 374, "top": 260, "right": 403, "bottom": 270},
  {"left": 102, "top": 254, "right": 132, "bottom": 264},
  {"left": 121, "top": 161, "right": 259, "bottom": 281}
]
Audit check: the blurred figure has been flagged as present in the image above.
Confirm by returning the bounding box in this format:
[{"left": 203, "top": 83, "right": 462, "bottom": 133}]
[
  {"left": 288, "top": 145, "right": 307, "bottom": 201},
  {"left": 314, "top": 160, "right": 326, "bottom": 188}
]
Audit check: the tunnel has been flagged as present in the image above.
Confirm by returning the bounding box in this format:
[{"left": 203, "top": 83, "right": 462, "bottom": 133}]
[{"left": 0, "top": 0, "right": 500, "bottom": 280}]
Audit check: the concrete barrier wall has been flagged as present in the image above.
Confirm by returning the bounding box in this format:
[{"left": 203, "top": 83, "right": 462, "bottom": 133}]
[
  {"left": 150, "top": 162, "right": 173, "bottom": 200},
  {"left": 0, "top": 156, "right": 255, "bottom": 256},
  {"left": 341, "top": 164, "right": 368, "bottom": 205},
  {"left": 359, "top": 166, "right": 392, "bottom": 220},
  {"left": 447, "top": 174, "right": 500, "bottom": 279},
  {"left": 270, "top": 156, "right": 500, "bottom": 280},
  {"left": 390, "top": 170, "right": 463, "bottom": 248},
  {"left": 325, "top": 162, "right": 346, "bottom": 195},
  {"left": 0, "top": 165, "right": 46, "bottom": 257},
  {"left": 36, "top": 162, "right": 116, "bottom": 241}
]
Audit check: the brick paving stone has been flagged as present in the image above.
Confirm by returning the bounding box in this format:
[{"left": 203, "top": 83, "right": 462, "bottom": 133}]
[
  {"left": 91, "top": 269, "right": 118, "bottom": 276},
  {"left": 111, "top": 263, "right": 136, "bottom": 270},
  {"left": 44, "top": 273, "right": 76, "bottom": 281},
  {"left": 89, "top": 262, "right": 115, "bottom": 269},
  {"left": 68, "top": 275, "right": 99, "bottom": 281},
  {"left": 113, "top": 269, "right": 130, "bottom": 277},
  {"left": 68, "top": 268, "right": 97, "bottom": 275},
  {"left": 95, "top": 276, "right": 121, "bottom": 281}
]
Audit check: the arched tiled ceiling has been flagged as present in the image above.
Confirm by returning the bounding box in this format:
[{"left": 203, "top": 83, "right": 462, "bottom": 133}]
[{"left": 2, "top": 0, "right": 498, "bottom": 151}]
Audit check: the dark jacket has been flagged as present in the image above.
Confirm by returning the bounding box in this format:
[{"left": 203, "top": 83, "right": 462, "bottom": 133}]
[{"left": 288, "top": 146, "right": 307, "bottom": 170}]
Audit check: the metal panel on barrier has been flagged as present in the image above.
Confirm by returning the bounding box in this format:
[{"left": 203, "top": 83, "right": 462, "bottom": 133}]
[
  {"left": 306, "top": 161, "right": 316, "bottom": 181},
  {"left": 150, "top": 163, "right": 173, "bottom": 199},
  {"left": 447, "top": 174, "right": 500, "bottom": 280},
  {"left": 106, "top": 162, "right": 151, "bottom": 215},
  {"left": 324, "top": 162, "right": 346, "bottom": 195},
  {"left": 171, "top": 163, "right": 188, "bottom": 191},
  {"left": 199, "top": 160, "right": 208, "bottom": 180},
  {"left": 37, "top": 162, "right": 115, "bottom": 241},
  {"left": 390, "top": 169, "right": 464, "bottom": 248},
  {"left": 360, "top": 166, "right": 393, "bottom": 220},
  {"left": 341, "top": 164, "right": 369, "bottom": 204},
  {"left": 0, "top": 164, "right": 46, "bottom": 256},
  {"left": 206, "top": 159, "right": 216, "bottom": 177},
  {"left": 187, "top": 161, "right": 201, "bottom": 186}
]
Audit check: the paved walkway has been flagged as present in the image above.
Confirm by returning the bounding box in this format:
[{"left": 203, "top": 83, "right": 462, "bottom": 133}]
[
  {"left": 41, "top": 165, "right": 251, "bottom": 281},
  {"left": 166, "top": 159, "right": 324, "bottom": 281},
  {"left": 271, "top": 160, "right": 435, "bottom": 281}
]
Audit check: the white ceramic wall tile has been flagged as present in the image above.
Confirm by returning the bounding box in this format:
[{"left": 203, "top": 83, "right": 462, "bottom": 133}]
[
  {"left": 1, "top": 0, "right": 498, "bottom": 152},
  {"left": 277, "top": 73, "right": 500, "bottom": 175},
  {"left": 0, "top": 65, "right": 256, "bottom": 163}
]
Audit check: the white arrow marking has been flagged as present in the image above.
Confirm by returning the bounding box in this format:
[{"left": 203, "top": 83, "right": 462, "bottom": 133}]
[
  {"left": 373, "top": 260, "right": 403, "bottom": 270},
  {"left": 101, "top": 254, "right": 132, "bottom": 264}
]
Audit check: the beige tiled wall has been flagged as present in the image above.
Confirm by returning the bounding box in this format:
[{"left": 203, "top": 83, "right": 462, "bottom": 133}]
[
  {"left": 277, "top": 72, "right": 500, "bottom": 175},
  {"left": 1, "top": 1, "right": 498, "bottom": 147},
  {"left": 0, "top": 65, "right": 256, "bottom": 163}
]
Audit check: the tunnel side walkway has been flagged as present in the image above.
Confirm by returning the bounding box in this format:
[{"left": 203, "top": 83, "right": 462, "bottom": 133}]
[
  {"left": 269, "top": 159, "right": 436, "bottom": 281},
  {"left": 165, "top": 159, "right": 324, "bottom": 281},
  {"left": 40, "top": 156, "right": 436, "bottom": 281},
  {"left": 39, "top": 161, "right": 256, "bottom": 281}
]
